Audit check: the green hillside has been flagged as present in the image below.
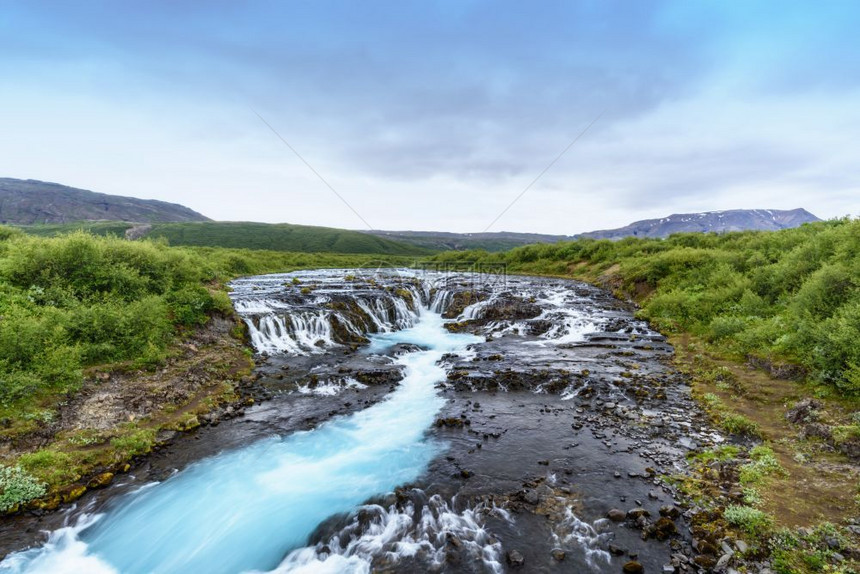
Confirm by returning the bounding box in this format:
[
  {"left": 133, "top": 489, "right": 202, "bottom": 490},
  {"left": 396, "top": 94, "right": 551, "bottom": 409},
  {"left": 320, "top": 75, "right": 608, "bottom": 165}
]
[
  {"left": 146, "top": 222, "right": 432, "bottom": 255},
  {"left": 17, "top": 221, "right": 434, "bottom": 256}
]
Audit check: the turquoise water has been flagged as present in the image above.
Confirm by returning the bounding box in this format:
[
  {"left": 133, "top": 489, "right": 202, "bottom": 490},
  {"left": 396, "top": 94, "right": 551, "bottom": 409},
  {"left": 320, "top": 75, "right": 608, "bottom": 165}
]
[{"left": 1, "top": 311, "right": 478, "bottom": 574}]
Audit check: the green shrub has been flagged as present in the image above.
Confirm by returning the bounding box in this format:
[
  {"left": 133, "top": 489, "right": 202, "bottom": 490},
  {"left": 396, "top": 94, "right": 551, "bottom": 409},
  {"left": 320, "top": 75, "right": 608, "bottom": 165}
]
[
  {"left": 739, "top": 446, "right": 785, "bottom": 484},
  {"left": 724, "top": 504, "right": 773, "bottom": 537},
  {"left": 0, "top": 465, "right": 46, "bottom": 511},
  {"left": 721, "top": 413, "right": 760, "bottom": 437}
]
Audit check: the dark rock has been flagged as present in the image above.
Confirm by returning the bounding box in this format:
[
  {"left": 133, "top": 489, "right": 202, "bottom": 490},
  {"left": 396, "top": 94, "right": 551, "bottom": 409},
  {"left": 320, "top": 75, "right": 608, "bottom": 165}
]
[
  {"left": 622, "top": 561, "right": 644, "bottom": 574},
  {"left": 506, "top": 549, "right": 525, "bottom": 567},
  {"left": 608, "top": 509, "right": 627, "bottom": 522},
  {"left": 551, "top": 549, "right": 566, "bottom": 561},
  {"left": 627, "top": 508, "right": 651, "bottom": 520},
  {"left": 654, "top": 517, "right": 678, "bottom": 540},
  {"left": 800, "top": 422, "right": 832, "bottom": 440},
  {"left": 786, "top": 398, "right": 823, "bottom": 423},
  {"left": 694, "top": 555, "right": 716, "bottom": 568}
]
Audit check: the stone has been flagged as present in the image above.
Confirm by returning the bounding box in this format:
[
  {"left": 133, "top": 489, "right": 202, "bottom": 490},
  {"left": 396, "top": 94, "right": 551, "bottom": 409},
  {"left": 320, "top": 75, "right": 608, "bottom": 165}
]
[
  {"left": 654, "top": 517, "right": 678, "bottom": 540},
  {"left": 734, "top": 540, "right": 748, "bottom": 554},
  {"left": 662, "top": 565, "right": 676, "bottom": 573},
  {"left": 786, "top": 398, "right": 822, "bottom": 423},
  {"left": 87, "top": 472, "right": 114, "bottom": 489},
  {"left": 551, "top": 549, "right": 565, "bottom": 561},
  {"left": 659, "top": 505, "right": 681, "bottom": 519},
  {"left": 607, "top": 509, "right": 627, "bottom": 522},
  {"left": 622, "top": 561, "right": 644, "bottom": 574},
  {"left": 715, "top": 553, "right": 731, "bottom": 568},
  {"left": 608, "top": 544, "right": 626, "bottom": 556},
  {"left": 59, "top": 484, "right": 87, "bottom": 504},
  {"left": 506, "top": 549, "right": 525, "bottom": 567},
  {"left": 627, "top": 508, "right": 651, "bottom": 520}
]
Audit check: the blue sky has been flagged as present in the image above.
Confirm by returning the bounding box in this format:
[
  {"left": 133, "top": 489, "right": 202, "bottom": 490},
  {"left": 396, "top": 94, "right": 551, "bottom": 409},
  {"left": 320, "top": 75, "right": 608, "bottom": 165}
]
[{"left": 1, "top": 1, "right": 858, "bottom": 233}]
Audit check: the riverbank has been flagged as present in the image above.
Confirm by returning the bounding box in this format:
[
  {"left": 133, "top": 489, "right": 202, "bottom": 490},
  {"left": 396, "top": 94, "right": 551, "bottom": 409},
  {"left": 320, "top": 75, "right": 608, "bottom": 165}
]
[
  {"left": 0, "top": 310, "right": 259, "bottom": 516},
  {"left": 503, "top": 264, "right": 860, "bottom": 572}
]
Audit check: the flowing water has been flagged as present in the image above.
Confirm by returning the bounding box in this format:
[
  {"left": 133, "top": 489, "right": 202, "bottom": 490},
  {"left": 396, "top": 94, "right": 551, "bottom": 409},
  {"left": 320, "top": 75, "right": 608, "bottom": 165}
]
[{"left": 1, "top": 305, "right": 479, "bottom": 573}]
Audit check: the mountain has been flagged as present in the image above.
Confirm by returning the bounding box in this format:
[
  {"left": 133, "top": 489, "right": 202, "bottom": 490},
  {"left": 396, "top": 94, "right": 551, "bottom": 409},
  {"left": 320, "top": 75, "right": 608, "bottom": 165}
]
[
  {"left": 362, "top": 230, "right": 574, "bottom": 252},
  {"left": 0, "top": 178, "right": 210, "bottom": 224},
  {"left": 577, "top": 209, "right": 821, "bottom": 240}
]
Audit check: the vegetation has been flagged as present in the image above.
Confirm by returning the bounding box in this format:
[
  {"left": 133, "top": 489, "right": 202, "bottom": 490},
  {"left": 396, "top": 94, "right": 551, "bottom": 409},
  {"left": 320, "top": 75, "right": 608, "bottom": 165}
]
[
  {"left": 0, "top": 465, "right": 46, "bottom": 511},
  {"left": 19, "top": 221, "right": 434, "bottom": 255},
  {"left": 0, "top": 225, "right": 419, "bottom": 508},
  {"left": 0, "top": 226, "right": 414, "bottom": 411},
  {"left": 432, "top": 218, "right": 860, "bottom": 393},
  {"left": 725, "top": 504, "right": 774, "bottom": 537}
]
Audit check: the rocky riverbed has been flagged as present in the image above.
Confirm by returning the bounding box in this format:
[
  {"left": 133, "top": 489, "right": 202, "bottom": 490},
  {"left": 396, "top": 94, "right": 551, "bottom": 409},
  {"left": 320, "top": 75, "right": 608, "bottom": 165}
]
[{"left": 1, "top": 269, "right": 727, "bottom": 573}]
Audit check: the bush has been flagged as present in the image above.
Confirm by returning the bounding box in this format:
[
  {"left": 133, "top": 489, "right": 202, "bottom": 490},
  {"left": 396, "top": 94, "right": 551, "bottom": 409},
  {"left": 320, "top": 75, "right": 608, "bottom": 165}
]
[
  {"left": 724, "top": 504, "right": 773, "bottom": 537},
  {"left": 739, "top": 446, "right": 785, "bottom": 484},
  {"left": 0, "top": 465, "right": 46, "bottom": 511},
  {"left": 721, "top": 413, "right": 761, "bottom": 437}
]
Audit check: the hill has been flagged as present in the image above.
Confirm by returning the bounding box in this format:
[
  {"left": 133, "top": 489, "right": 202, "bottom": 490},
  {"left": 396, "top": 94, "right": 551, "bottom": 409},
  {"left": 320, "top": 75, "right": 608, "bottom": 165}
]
[
  {"left": 143, "top": 222, "right": 432, "bottom": 255},
  {"left": 578, "top": 208, "right": 820, "bottom": 240},
  {"left": 362, "top": 230, "right": 573, "bottom": 252},
  {"left": 0, "top": 178, "right": 209, "bottom": 224}
]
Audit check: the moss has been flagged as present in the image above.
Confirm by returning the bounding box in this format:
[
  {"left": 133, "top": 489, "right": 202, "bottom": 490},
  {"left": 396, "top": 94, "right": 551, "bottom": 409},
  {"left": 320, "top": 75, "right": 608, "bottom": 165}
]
[
  {"left": 18, "top": 449, "right": 80, "bottom": 488},
  {"left": 110, "top": 427, "right": 157, "bottom": 458}
]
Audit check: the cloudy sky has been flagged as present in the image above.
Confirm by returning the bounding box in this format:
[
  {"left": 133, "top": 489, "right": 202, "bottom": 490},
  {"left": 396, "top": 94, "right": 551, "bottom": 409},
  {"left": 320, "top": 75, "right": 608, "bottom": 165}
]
[{"left": 1, "top": 1, "right": 858, "bottom": 234}]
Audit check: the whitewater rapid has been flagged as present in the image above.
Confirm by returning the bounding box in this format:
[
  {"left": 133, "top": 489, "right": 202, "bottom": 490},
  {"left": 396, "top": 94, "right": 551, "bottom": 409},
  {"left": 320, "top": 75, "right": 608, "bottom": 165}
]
[{"left": 0, "top": 311, "right": 479, "bottom": 574}]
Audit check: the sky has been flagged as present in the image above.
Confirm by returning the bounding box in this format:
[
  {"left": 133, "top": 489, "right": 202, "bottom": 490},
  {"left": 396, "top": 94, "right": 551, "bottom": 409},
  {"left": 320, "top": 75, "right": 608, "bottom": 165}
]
[{"left": 1, "top": 1, "right": 858, "bottom": 234}]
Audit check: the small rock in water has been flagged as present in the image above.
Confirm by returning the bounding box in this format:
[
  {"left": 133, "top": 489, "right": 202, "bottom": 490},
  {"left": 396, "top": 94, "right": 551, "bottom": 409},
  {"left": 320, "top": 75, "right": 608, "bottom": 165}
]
[
  {"left": 506, "top": 549, "right": 525, "bottom": 567},
  {"left": 551, "top": 549, "right": 566, "bottom": 561},
  {"left": 622, "top": 561, "right": 644, "bottom": 574},
  {"left": 607, "top": 509, "right": 626, "bottom": 522}
]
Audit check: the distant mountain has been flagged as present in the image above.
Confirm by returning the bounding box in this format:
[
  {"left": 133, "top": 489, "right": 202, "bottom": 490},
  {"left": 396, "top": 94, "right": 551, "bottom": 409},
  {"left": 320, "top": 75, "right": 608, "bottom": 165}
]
[
  {"left": 0, "top": 178, "right": 209, "bottom": 224},
  {"left": 577, "top": 209, "right": 820, "bottom": 240},
  {"left": 362, "top": 230, "right": 574, "bottom": 252}
]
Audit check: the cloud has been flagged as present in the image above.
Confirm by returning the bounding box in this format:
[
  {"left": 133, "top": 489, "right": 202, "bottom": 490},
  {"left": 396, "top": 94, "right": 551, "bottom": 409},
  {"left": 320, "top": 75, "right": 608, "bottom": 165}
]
[{"left": 0, "top": 0, "right": 857, "bottom": 233}]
